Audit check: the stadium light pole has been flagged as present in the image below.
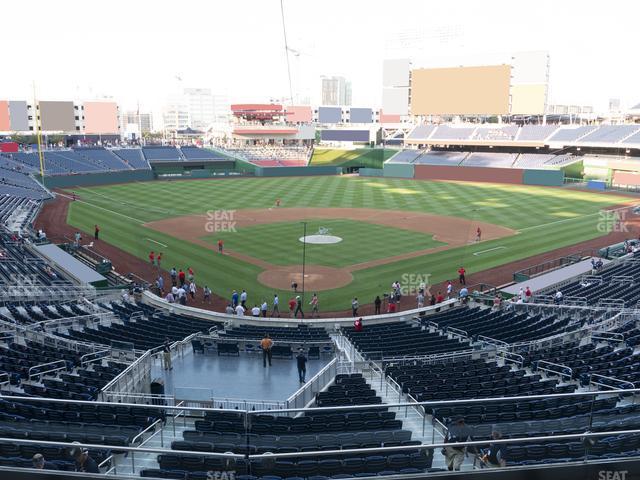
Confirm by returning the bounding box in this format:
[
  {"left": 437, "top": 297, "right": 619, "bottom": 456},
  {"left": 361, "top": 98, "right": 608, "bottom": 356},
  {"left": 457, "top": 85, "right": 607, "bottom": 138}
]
[{"left": 301, "top": 221, "right": 307, "bottom": 304}]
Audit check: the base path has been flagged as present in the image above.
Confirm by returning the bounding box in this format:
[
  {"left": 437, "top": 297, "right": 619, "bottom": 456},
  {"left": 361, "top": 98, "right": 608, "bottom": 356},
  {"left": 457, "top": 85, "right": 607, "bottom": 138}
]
[{"left": 145, "top": 207, "right": 516, "bottom": 291}]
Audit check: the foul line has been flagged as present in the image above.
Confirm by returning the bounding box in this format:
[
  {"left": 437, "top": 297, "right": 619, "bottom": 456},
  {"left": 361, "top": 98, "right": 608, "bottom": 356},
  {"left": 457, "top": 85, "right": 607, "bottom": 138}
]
[
  {"left": 58, "top": 192, "right": 146, "bottom": 224},
  {"left": 146, "top": 238, "right": 168, "bottom": 247},
  {"left": 473, "top": 246, "right": 506, "bottom": 256},
  {"left": 518, "top": 203, "right": 639, "bottom": 234}
]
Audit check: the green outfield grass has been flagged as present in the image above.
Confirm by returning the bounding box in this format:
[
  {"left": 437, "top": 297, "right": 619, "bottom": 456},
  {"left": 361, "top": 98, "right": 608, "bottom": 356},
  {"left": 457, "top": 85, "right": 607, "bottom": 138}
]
[
  {"left": 204, "top": 219, "right": 445, "bottom": 268},
  {"left": 309, "top": 148, "right": 396, "bottom": 168},
  {"left": 65, "top": 176, "right": 633, "bottom": 310}
]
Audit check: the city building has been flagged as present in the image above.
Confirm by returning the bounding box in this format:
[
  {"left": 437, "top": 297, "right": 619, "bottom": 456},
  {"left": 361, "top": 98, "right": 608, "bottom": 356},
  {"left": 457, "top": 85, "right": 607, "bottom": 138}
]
[{"left": 321, "top": 76, "right": 352, "bottom": 106}]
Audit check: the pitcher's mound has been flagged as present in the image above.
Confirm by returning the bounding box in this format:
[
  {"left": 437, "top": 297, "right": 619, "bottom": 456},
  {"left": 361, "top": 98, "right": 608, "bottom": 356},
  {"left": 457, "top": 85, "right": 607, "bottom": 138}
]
[{"left": 258, "top": 265, "right": 353, "bottom": 291}]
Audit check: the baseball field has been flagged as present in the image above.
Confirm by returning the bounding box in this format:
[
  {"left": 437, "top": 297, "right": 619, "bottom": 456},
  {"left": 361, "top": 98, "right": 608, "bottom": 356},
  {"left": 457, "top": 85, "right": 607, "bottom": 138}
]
[{"left": 63, "top": 176, "right": 635, "bottom": 310}]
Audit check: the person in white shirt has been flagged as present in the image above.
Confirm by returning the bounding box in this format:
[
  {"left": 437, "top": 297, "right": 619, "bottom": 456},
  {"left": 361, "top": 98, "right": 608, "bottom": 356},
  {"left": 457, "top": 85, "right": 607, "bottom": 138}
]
[
  {"left": 165, "top": 292, "right": 175, "bottom": 303},
  {"left": 251, "top": 305, "right": 260, "bottom": 317},
  {"left": 235, "top": 304, "right": 245, "bottom": 316},
  {"left": 240, "top": 290, "right": 248, "bottom": 308},
  {"left": 272, "top": 294, "right": 280, "bottom": 317},
  {"left": 189, "top": 282, "right": 197, "bottom": 299},
  {"left": 261, "top": 301, "right": 268, "bottom": 317},
  {"left": 225, "top": 304, "right": 235, "bottom": 315}
]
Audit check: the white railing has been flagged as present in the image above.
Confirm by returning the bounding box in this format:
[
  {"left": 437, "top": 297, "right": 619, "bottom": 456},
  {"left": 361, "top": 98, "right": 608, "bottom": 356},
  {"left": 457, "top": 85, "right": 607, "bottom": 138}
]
[
  {"left": 286, "top": 357, "right": 337, "bottom": 411},
  {"left": 100, "top": 348, "right": 154, "bottom": 401},
  {"left": 0, "top": 285, "right": 97, "bottom": 303}
]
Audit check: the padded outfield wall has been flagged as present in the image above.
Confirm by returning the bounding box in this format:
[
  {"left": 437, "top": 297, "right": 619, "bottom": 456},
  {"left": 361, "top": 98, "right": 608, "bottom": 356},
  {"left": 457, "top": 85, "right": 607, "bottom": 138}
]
[
  {"left": 255, "top": 166, "right": 341, "bottom": 177},
  {"left": 35, "top": 169, "right": 155, "bottom": 188},
  {"left": 411, "top": 165, "right": 563, "bottom": 186}
]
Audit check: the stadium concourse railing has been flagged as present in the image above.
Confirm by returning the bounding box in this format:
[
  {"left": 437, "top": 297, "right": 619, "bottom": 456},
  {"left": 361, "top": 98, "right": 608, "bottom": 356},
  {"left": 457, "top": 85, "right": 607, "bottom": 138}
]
[
  {"left": 141, "top": 290, "right": 459, "bottom": 327},
  {"left": 1, "top": 389, "right": 640, "bottom": 476}
]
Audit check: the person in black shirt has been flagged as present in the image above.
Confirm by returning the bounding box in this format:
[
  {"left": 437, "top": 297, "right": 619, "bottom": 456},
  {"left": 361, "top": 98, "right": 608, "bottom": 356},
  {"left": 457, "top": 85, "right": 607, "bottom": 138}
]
[
  {"left": 162, "top": 338, "right": 173, "bottom": 371},
  {"left": 481, "top": 431, "right": 507, "bottom": 468},
  {"left": 69, "top": 445, "right": 100, "bottom": 473},
  {"left": 296, "top": 348, "right": 308, "bottom": 383},
  {"left": 374, "top": 295, "right": 381, "bottom": 315}
]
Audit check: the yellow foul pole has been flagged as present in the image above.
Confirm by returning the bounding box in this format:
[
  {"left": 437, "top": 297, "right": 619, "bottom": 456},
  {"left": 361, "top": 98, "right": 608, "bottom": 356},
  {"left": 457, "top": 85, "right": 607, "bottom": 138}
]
[{"left": 32, "top": 82, "right": 45, "bottom": 187}]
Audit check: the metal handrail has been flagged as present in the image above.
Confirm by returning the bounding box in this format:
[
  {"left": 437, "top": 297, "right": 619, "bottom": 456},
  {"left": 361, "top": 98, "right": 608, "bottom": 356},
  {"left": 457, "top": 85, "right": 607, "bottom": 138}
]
[
  {"left": 80, "top": 349, "right": 111, "bottom": 366},
  {"left": 591, "top": 331, "right": 625, "bottom": 343},
  {"left": 27, "top": 359, "right": 67, "bottom": 381},
  {"left": 214, "top": 335, "right": 333, "bottom": 345},
  {"left": 447, "top": 326, "right": 468, "bottom": 339},
  {"left": 589, "top": 373, "right": 635, "bottom": 390},
  {"left": 536, "top": 360, "right": 573, "bottom": 381},
  {"left": 286, "top": 357, "right": 337, "bottom": 407},
  {"left": 131, "top": 418, "right": 163, "bottom": 445},
  {"left": 477, "top": 334, "right": 510, "bottom": 348},
  {"left": 3, "top": 386, "right": 640, "bottom": 417},
  {"left": 381, "top": 349, "right": 476, "bottom": 364},
  {"left": 100, "top": 348, "right": 152, "bottom": 394},
  {"left": 496, "top": 350, "right": 524, "bottom": 367},
  {"left": 2, "top": 428, "right": 640, "bottom": 464}
]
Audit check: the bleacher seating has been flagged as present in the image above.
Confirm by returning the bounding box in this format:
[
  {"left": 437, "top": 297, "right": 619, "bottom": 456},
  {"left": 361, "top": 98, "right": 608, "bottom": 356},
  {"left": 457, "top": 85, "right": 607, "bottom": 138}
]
[
  {"left": 387, "top": 150, "right": 422, "bottom": 164},
  {"left": 413, "top": 151, "right": 467, "bottom": 165},
  {"left": 180, "top": 147, "right": 222, "bottom": 161},
  {"left": 343, "top": 320, "right": 470, "bottom": 359},
  {"left": 578, "top": 125, "right": 640, "bottom": 144},
  {"left": 111, "top": 148, "right": 151, "bottom": 170},
  {"left": 142, "top": 146, "right": 184, "bottom": 162},
  {"left": 548, "top": 125, "right": 598, "bottom": 143},
  {"left": 430, "top": 125, "right": 476, "bottom": 141},
  {"left": 74, "top": 147, "right": 131, "bottom": 171},
  {"left": 406, "top": 124, "right": 437, "bottom": 141},
  {"left": 150, "top": 373, "right": 432, "bottom": 478},
  {"left": 426, "top": 307, "right": 573, "bottom": 344},
  {"left": 462, "top": 152, "right": 517, "bottom": 168},
  {"left": 472, "top": 126, "right": 518, "bottom": 141},
  {"left": 516, "top": 125, "right": 559, "bottom": 141},
  {"left": 218, "top": 324, "right": 330, "bottom": 342},
  {"left": 64, "top": 302, "right": 223, "bottom": 350},
  {"left": 537, "top": 254, "right": 640, "bottom": 307},
  {"left": 217, "top": 144, "right": 310, "bottom": 167}
]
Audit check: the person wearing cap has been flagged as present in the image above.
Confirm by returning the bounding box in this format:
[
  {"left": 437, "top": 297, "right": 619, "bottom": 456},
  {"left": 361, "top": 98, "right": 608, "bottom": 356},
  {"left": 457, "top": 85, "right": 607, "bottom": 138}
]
[
  {"left": 296, "top": 348, "right": 308, "bottom": 383},
  {"left": 443, "top": 417, "right": 474, "bottom": 471},
  {"left": 69, "top": 444, "right": 99, "bottom": 473},
  {"left": 32, "top": 453, "right": 57, "bottom": 470}
]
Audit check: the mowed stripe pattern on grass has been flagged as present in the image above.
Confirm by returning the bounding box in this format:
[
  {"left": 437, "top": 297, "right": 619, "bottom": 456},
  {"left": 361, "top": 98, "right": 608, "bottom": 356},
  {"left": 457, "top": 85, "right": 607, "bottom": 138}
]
[
  {"left": 65, "top": 176, "right": 633, "bottom": 309},
  {"left": 205, "top": 219, "right": 445, "bottom": 268}
]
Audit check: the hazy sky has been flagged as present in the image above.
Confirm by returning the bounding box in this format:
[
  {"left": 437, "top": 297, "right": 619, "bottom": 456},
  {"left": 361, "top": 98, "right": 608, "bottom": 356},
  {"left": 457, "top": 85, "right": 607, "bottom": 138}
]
[{"left": 2, "top": 0, "right": 639, "bottom": 113}]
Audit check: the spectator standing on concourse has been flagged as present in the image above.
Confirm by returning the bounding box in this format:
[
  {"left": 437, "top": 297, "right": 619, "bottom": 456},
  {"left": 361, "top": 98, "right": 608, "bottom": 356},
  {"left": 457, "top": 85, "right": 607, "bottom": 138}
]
[
  {"left": 294, "top": 295, "right": 304, "bottom": 318},
  {"left": 374, "top": 295, "right": 382, "bottom": 315},
  {"left": 296, "top": 348, "right": 307, "bottom": 383},
  {"left": 261, "top": 334, "right": 273, "bottom": 368},
  {"left": 351, "top": 297, "right": 359, "bottom": 317}
]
